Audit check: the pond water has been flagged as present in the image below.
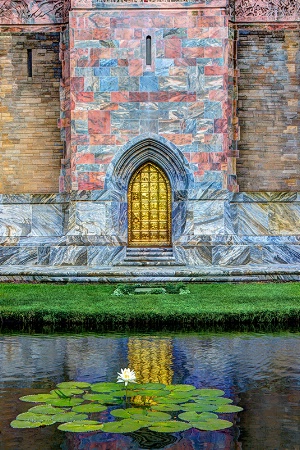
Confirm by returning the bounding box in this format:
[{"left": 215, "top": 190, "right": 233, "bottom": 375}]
[{"left": 0, "top": 331, "right": 299, "bottom": 450}]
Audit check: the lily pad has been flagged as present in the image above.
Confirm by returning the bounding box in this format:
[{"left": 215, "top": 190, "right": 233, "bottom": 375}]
[
  {"left": 121, "top": 407, "right": 144, "bottom": 415},
  {"left": 58, "top": 420, "right": 104, "bottom": 433},
  {"left": 28, "top": 405, "right": 65, "bottom": 415},
  {"left": 102, "top": 419, "right": 148, "bottom": 433},
  {"left": 198, "top": 412, "right": 218, "bottom": 420},
  {"left": 148, "top": 421, "right": 191, "bottom": 433},
  {"left": 111, "top": 409, "right": 131, "bottom": 419},
  {"left": 16, "top": 412, "right": 56, "bottom": 423},
  {"left": 20, "top": 394, "right": 58, "bottom": 403},
  {"left": 72, "top": 404, "right": 107, "bottom": 413},
  {"left": 11, "top": 420, "right": 49, "bottom": 429},
  {"left": 191, "top": 418, "right": 233, "bottom": 431},
  {"left": 165, "top": 384, "right": 196, "bottom": 392},
  {"left": 57, "top": 382, "right": 91, "bottom": 389},
  {"left": 178, "top": 411, "right": 201, "bottom": 422},
  {"left": 113, "top": 390, "right": 140, "bottom": 398},
  {"left": 130, "top": 410, "right": 171, "bottom": 422},
  {"left": 44, "top": 398, "right": 83, "bottom": 407},
  {"left": 51, "top": 388, "right": 84, "bottom": 396},
  {"left": 83, "top": 393, "right": 116, "bottom": 403},
  {"left": 91, "top": 382, "right": 124, "bottom": 393},
  {"left": 53, "top": 412, "right": 88, "bottom": 422},
  {"left": 206, "top": 397, "right": 233, "bottom": 405},
  {"left": 181, "top": 402, "right": 219, "bottom": 412},
  {"left": 134, "top": 389, "right": 169, "bottom": 397},
  {"left": 155, "top": 396, "right": 187, "bottom": 405},
  {"left": 194, "top": 389, "right": 225, "bottom": 397},
  {"left": 152, "top": 403, "right": 182, "bottom": 412},
  {"left": 137, "top": 383, "right": 166, "bottom": 390},
  {"left": 215, "top": 405, "right": 243, "bottom": 413},
  {"left": 168, "top": 392, "right": 193, "bottom": 400}
]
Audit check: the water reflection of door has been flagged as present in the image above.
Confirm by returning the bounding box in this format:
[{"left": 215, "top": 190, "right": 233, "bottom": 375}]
[{"left": 128, "top": 162, "right": 171, "bottom": 247}]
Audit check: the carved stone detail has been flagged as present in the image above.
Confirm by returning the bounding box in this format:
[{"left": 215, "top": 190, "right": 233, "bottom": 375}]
[
  {"left": 235, "top": 0, "right": 300, "bottom": 22},
  {"left": 0, "top": 0, "right": 68, "bottom": 24}
]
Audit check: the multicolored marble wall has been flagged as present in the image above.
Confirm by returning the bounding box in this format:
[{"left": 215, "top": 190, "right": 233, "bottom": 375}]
[{"left": 59, "top": 1, "right": 235, "bottom": 192}]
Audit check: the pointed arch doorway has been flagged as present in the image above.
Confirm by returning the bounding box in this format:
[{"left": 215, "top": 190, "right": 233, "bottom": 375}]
[{"left": 128, "top": 162, "right": 172, "bottom": 247}]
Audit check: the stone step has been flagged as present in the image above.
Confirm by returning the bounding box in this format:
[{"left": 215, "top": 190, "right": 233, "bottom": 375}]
[
  {"left": 124, "top": 255, "right": 175, "bottom": 262},
  {"left": 116, "top": 246, "right": 182, "bottom": 266},
  {"left": 117, "top": 260, "right": 179, "bottom": 266},
  {"left": 126, "top": 247, "right": 173, "bottom": 254}
]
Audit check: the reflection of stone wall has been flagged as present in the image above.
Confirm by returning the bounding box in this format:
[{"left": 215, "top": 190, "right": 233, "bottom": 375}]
[{"left": 0, "top": 192, "right": 299, "bottom": 266}]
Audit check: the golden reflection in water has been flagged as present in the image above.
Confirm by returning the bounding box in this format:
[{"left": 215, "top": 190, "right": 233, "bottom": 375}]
[{"left": 128, "top": 338, "right": 173, "bottom": 405}]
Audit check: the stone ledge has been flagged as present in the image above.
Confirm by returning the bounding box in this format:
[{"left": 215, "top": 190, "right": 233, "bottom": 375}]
[{"left": 1, "top": 263, "right": 300, "bottom": 282}]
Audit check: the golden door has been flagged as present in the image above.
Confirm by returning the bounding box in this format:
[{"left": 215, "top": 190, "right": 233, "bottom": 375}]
[{"left": 128, "top": 162, "right": 171, "bottom": 247}]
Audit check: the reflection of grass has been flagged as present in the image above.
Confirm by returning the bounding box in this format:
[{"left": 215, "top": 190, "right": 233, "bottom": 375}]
[{"left": 0, "top": 282, "right": 299, "bottom": 329}]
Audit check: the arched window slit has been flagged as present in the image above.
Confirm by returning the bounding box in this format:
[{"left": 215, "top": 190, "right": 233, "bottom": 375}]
[
  {"left": 146, "top": 36, "right": 151, "bottom": 66},
  {"left": 27, "top": 49, "right": 32, "bottom": 77}
]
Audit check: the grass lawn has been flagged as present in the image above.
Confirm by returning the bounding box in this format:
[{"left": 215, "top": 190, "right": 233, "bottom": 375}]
[{"left": 0, "top": 282, "right": 299, "bottom": 330}]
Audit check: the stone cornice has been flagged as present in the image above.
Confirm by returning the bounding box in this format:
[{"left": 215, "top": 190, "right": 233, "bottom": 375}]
[
  {"left": 0, "top": 0, "right": 299, "bottom": 25},
  {"left": 232, "top": 0, "right": 300, "bottom": 23}
]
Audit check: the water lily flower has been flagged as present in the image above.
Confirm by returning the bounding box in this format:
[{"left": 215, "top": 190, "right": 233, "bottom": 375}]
[{"left": 117, "top": 368, "right": 137, "bottom": 387}]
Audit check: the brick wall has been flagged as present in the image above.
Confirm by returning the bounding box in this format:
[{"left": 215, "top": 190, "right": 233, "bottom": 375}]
[
  {"left": 0, "top": 32, "right": 63, "bottom": 194},
  {"left": 237, "top": 27, "right": 300, "bottom": 191}
]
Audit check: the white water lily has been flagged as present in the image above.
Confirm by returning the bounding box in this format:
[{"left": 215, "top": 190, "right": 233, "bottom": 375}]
[{"left": 117, "top": 368, "right": 137, "bottom": 387}]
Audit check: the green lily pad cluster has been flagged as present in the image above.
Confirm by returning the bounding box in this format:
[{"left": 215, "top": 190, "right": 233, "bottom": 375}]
[{"left": 11, "top": 381, "right": 242, "bottom": 433}]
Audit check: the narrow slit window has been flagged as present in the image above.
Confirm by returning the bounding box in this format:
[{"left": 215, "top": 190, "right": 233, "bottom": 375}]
[
  {"left": 27, "top": 49, "right": 32, "bottom": 77},
  {"left": 146, "top": 36, "right": 151, "bottom": 66}
]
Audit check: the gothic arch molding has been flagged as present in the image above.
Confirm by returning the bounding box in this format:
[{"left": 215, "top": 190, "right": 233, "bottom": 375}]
[
  {"left": 105, "top": 134, "right": 193, "bottom": 242},
  {"left": 105, "top": 134, "right": 193, "bottom": 196}
]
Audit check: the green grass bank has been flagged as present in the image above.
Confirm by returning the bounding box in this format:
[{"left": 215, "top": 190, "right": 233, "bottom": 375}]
[{"left": 0, "top": 282, "right": 299, "bottom": 331}]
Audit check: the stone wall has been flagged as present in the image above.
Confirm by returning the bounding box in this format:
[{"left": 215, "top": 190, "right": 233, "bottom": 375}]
[
  {"left": 0, "top": 32, "right": 63, "bottom": 193},
  {"left": 237, "top": 26, "right": 300, "bottom": 191},
  {"left": 60, "top": 2, "right": 235, "bottom": 192},
  {"left": 0, "top": 192, "right": 299, "bottom": 266}
]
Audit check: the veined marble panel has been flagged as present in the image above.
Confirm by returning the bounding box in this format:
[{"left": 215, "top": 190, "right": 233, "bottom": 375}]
[
  {"left": 68, "top": 202, "right": 107, "bottom": 235},
  {"left": 0, "top": 205, "right": 32, "bottom": 238},
  {"left": 262, "top": 245, "right": 300, "bottom": 265},
  {"left": 31, "top": 205, "right": 63, "bottom": 237},
  {"left": 66, "top": 235, "right": 125, "bottom": 246},
  {"left": 0, "top": 247, "right": 37, "bottom": 265},
  {"left": 38, "top": 247, "right": 51, "bottom": 265},
  {"left": 185, "top": 246, "right": 213, "bottom": 266},
  {"left": 87, "top": 246, "right": 125, "bottom": 266},
  {"left": 193, "top": 200, "right": 224, "bottom": 235},
  {"left": 49, "top": 246, "right": 87, "bottom": 266},
  {"left": 212, "top": 245, "right": 250, "bottom": 266},
  {"left": 190, "top": 187, "right": 228, "bottom": 201},
  {"left": 236, "top": 203, "right": 269, "bottom": 236},
  {"left": 269, "top": 204, "right": 300, "bottom": 235},
  {"left": 172, "top": 202, "right": 187, "bottom": 239}
]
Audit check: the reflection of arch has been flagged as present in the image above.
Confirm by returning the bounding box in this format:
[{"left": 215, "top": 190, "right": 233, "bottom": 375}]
[
  {"left": 128, "top": 162, "right": 171, "bottom": 247},
  {"left": 105, "top": 134, "right": 193, "bottom": 195}
]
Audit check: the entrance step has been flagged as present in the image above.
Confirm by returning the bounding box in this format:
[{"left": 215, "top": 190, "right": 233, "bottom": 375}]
[{"left": 117, "top": 247, "right": 182, "bottom": 266}]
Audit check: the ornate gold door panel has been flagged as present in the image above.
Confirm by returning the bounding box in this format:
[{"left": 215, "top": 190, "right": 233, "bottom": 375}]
[{"left": 128, "top": 162, "right": 171, "bottom": 247}]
